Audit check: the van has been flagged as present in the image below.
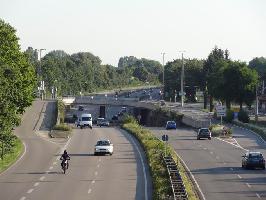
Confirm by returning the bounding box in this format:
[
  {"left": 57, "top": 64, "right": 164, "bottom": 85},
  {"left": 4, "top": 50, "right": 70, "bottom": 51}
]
[{"left": 78, "top": 113, "right": 92, "bottom": 129}]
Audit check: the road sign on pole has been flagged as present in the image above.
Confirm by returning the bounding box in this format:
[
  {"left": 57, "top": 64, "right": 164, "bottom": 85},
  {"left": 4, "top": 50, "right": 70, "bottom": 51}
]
[{"left": 216, "top": 105, "right": 226, "bottom": 117}]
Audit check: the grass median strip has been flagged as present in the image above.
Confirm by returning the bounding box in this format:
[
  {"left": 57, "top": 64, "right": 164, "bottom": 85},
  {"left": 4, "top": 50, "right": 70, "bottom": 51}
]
[
  {"left": 0, "top": 137, "right": 23, "bottom": 173},
  {"left": 122, "top": 116, "right": 198, "bottom": 200}
]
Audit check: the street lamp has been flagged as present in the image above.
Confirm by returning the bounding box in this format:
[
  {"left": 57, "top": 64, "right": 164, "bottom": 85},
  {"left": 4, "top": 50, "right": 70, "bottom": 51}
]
[
  {"left": 161, "top": 52, "right": 166, "bottom": 97},
  {"left": 178, "top": 51, "right": 186, "bottom": 107},
  {"left": 39, "top": 48, "right": 46, "bottom": 100}
]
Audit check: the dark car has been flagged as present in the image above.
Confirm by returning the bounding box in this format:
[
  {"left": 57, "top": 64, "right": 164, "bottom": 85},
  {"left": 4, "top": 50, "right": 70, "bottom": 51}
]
[
  {"left": 112, "top": 115, "right": 118, "bottom": 121},
  {"left": 242, "top": 152, "right": 265, "bottom": 169},
  {"left": 197, "top": 128, "right": 211, "bottom": 140},
  {"left": 78, "top": 105, "right": 84, "bottom": 111},
  {"left": 166, "top": 121, "right": 177, "bottom": 130}
]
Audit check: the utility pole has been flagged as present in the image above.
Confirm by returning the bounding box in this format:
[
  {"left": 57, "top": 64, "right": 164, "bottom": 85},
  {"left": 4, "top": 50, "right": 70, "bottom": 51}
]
[
  {"left": 180, "top": 52, "right": 185, "bottom": 107},
  {"left": 161, "top": 52, "right": 166, "bottom": 97},
  {"left": 255, "top": 84, "right": 258, "bottom": 122},
  {"left": 39, "top": 49, "right": 46, "bottom": 100}
]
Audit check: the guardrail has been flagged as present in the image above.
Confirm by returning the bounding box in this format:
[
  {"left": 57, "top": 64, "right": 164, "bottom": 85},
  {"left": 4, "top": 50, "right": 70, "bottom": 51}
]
[{"left": 164, "top": 156, "right": 188, "bottom": 200}]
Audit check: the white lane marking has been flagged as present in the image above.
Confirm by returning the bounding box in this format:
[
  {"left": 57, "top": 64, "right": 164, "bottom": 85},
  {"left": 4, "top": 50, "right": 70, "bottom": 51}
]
[
  {"left": 88, "top": 189, "right": 92, "bottom": 194},
  {"left": 92, "top": 180, "right": 95, "bottom": 184},
  {"left": 20, "top": 197, "right": 26, "bottom": 200},
  {"left": 97, "top": 164, "right": 100, "bottom": 168},
  {"left": 99, "top": 158, "right": 101, "bottom": 162},
  {"left": 230, "top": 168, "right": 234, "bottom": 171},
  {"left": 174, "top": 151, "right": 206, "bottom": 200},
  {"left": 27, "top": 189, "right": 34, "bottom": 194},
  {"left": 95, "top": 171, "right": 98, "bottom": 176},
  {"left": 216, "top": 137, "right": 248, "bottom": 151},
  {"left": 34, "top": 182, "right": 39, "bottom": 187},
  {"left": 246, "top": 183, "right": 251, "bottom": 188},
  {"left": 53, "top": 162, "right": 57, "bottom": 165},
  {"left": 237, "top": 175, "right": 242, "bottom": 179},
  {"left": 210, "top": 151, "right": 213, "bottom": 154},
  {"left": 256, "top": 193, "right": 261, "bottom": 199},
  {"left": 49, "top": 166, "right": 53, "bottom": 170},
  {"left": 127, "top": 134, "right": 148, "bottom": 200},
  {"left": 1, "top": 142, "right": 27, "bottom": 176},
  {"left": 40, "top": 176, "right": 45, "bottom": 181},
  {"left": 203, "top": 148, "right": 207, "bottom": 150}
]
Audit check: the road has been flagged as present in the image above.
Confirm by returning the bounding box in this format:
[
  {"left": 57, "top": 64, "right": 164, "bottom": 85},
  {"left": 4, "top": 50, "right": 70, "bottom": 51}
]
[
  {"left": 0, "top": 100, "right": 152, "bottom": 200},
  {"left": 150, "top": 126, "right": 266, "bottom": 200}
]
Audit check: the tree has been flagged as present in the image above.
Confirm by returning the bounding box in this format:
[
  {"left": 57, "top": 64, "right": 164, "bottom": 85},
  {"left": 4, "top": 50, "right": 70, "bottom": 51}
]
[{"left": 0, "top": 19, "right": 36, "bottom": 157}]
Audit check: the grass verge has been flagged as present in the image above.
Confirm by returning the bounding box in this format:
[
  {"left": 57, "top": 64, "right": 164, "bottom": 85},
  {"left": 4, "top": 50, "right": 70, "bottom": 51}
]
[
  {"left": 0, "top": 137, "right": 23, "bottom": 173},
  {"left": 122, "top": 120, "right": 198, "bottom": 200}
]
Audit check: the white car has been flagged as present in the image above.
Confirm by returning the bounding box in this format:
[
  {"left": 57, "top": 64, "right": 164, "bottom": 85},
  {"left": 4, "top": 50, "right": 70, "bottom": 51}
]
[{"left": 94, "top": 140, "right": 113, "bottom": 155}]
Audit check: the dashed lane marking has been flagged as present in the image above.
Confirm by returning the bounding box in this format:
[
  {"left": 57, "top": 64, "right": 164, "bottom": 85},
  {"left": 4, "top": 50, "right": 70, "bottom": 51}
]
[
  {"left": 92, "top": 180, "right": 95, "bottom": 184},
  {"left": 256, "top": 193, "right": 261, "bottom": 199},
  {"left": 237, "top": 175, "right": 242, "bottom": 179},
  {"left": 97, "top": 164, "right": 100, "bottom": 168},
  {"left": 34, "top": 182, "right": 39, "bottom": 187},
  {"left": 88, "top": 189, "right": 92, "bottom": 194},
  {"left": 49, "top": 166, "right": 53, "bottom": 170},
  {"left": 53, "top": 162, "right": 57, "bottom": 165},
  {"left": 20, "top": 197, "right": 26, "bottom": 200},
  {"left": 40, "top": 176, "right": 45, "bottom": 181},
  {"left": 246, "top": 183, "right": 251, "bottom": 188},
  {"left": 95, "top": 171, "right": 98, "bottom": 176},
  {"left": 210, "top": 151, "right": 213, "bottom": 154},
  {"left": 203, "top": 148, "right": 207, "bottom": 150},
  {"left": 27, "top": 189, "right": 34, "bottom": 194}
]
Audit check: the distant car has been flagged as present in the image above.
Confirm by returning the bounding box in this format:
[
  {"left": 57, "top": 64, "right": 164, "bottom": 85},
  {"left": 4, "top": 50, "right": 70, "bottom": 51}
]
[
  {"left": 197, "top": 128, "right": 211, "bottom": 140},
  {"left": 98, "top": 118, "right": 110, "bottom": 127},
  {"left": 112, "top": 115, "right": 118, "bottom": 121},
  {"left": 94, "top": 140, "right": 113, "bottom": 155},
  {"left": 121, "top": 107, "right": 127, "bottom": 113},
  {"left": 97, "top": 118, "right": 105, "bottom": 126},
  {"left": 78, "top": 105, "right": 84, "bottom": 111},
  {"left": 242, "top": 152, "right": 265, "bottom": 169},
  {"left": 166, "top": 121, "right": 177, "bottom": 130},
  {"left": 118, "top": 112, "right": 124, "bottom": 117}
]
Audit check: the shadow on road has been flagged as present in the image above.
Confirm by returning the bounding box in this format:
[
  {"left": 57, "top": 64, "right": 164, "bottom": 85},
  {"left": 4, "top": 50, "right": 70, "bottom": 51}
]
[{"left": 54, "top": 153, "right": 95, "bottom": 157}]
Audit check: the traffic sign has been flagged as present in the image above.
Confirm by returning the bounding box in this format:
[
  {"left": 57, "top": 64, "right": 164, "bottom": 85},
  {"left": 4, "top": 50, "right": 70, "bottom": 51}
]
[
  {"left": 162, "top": 134, "right": 168, "bottom": 141},
  {"left": 216, "top": 105, "right": 226, "bottom": 117}
]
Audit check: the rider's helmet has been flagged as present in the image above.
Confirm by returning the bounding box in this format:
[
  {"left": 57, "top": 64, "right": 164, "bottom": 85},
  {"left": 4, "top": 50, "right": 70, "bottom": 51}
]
[{"left": 63, "top": 150, "right": 67, "bottom": 154}]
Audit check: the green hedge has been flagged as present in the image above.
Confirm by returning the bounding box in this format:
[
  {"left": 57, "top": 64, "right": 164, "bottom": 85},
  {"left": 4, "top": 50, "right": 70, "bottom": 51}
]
[
  {"left": 122, "top": 121, "right": 198, "bottom": 200},
  {"left": 53, "top": 124, "right": 72, "bottom": 131},
  {"left": 209, "top": 124, "right": 232, "bottom": 137},
  {"left": 233, "top": 120, "right": 266, "bottom": 141}
]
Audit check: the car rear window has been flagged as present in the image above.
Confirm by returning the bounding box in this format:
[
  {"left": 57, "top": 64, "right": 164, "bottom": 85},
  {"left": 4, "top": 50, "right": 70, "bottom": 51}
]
[
  {"left": 200, "top": 129, "right": 209, "bottom": 134},
  {"left": 249, "top": 153, "right": 263, "bottom": 158},
  {"left": 82, "top": 117, "right": 91, "bottom": 121},
  {"left": 97, "top": 141, "right": 110, "bottom": 146}
]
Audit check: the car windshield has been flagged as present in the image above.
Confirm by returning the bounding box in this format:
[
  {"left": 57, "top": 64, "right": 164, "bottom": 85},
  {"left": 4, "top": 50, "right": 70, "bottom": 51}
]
[
  {"left": 168, "top": 121, "right": 175, "bottom": 125},
  {"left": 82, "top": 117, "right": 91, "bottom": 121},
  {"left": 96, "top": 141, "right": 110, "bottom": 146}
]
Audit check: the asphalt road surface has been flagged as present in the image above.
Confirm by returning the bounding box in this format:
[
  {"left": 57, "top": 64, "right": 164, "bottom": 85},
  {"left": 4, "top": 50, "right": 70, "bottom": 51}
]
[
  {"left": 150, "top": 126, "right": 266, "bottom": 200},
  {"left": 0, "top": 100, "right": 152, "bottom": 200}
]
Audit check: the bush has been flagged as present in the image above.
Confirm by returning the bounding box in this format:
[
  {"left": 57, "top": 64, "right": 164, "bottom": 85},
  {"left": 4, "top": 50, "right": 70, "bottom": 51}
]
[
  {"left": 53, "top": 124, "right": 72, "bottom": 131},
  {"left": 209, "top": 124, "right": 232, "bottom": 137},
  {"left": 122, "top": 114, "right": 138, "bottom": 124},
  {"left": 238, "top": 110, "right": 250, "bottom": 123},
  {"left": 224, "top": 109, "right": 234, "bottom": 123}
]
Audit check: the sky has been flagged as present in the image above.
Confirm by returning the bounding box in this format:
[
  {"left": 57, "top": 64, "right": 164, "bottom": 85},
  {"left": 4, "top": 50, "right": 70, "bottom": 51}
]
[{"left": 1, "top": 0, "right": 265, "bottom": 66}]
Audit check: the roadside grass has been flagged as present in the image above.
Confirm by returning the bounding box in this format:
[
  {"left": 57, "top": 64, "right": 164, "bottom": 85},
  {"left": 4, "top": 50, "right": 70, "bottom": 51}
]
[
  {"left": 0, "top": 138, "right": 23, "bottom": 173},
  {"left": 122, "top": 120, "right": 198, "bottom": 200}
]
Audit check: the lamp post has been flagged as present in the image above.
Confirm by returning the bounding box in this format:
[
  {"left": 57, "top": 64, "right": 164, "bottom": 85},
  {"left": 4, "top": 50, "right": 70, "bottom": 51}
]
[
  {"left": 178, "top": 51, "right": 185, "bottom": 107},
  {"left": 39, "top": 48, "right": 46, "bottom": 100},
  {"left": 161, "top": 52, "right": 166, "bottom": 98}
]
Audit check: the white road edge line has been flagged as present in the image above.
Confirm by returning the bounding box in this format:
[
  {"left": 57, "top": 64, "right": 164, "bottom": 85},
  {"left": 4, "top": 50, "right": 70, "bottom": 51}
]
[
  {"left": 27, "top": 189, "right": 34, "bottom": 194},
  {"left": 246, "top": 183, "right": 251, "bottom": 188},
  {"left": 256, "top": 193, "right": 261, "bottom": 199},
  {"left": 216, "top": 137, "right": 248, "bottom": 151},
  {"left": 174, "top": 151, "right": 206, "bottom": 200},
  {"left": 20, "top": 197, "right": 26, "bottom": 200},
  {"left": 0, "top": 142, "right": 27, "bottom": 176},
  {"left": 127, "top": 134, "right": 148, "bottom": 200}
]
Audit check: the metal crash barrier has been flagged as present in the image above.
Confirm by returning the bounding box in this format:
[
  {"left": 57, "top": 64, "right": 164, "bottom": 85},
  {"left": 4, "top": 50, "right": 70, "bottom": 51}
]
[{"left": 164, "top": 156, "right": 188, "bottom": 200}]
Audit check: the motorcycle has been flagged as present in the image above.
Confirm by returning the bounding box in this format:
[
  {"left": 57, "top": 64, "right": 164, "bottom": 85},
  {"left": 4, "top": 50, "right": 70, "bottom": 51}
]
[{"left": 60, "top": 157, "right": 70, "bottom": 174}]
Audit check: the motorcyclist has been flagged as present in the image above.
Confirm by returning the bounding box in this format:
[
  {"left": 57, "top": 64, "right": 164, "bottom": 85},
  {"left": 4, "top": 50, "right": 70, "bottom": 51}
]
[{"left": 60, "top": 150, "right": 70, "bottom": 169}]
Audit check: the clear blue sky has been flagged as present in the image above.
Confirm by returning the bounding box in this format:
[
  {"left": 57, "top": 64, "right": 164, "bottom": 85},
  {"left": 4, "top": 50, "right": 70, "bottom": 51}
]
[{"left": 1, "top": 0, "right": 265, "bottom": 66}]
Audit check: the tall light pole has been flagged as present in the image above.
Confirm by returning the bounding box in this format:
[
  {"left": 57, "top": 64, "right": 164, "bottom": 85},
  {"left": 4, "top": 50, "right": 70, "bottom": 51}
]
[
  {"left": 39, "top": 48, "right": 46, "bottom": 100},
  {"left": 179, "top": 51, "right": 186, "bottom": 107},
  {"left": 161, "top": 52, "right": 166, "bottom": 99}
]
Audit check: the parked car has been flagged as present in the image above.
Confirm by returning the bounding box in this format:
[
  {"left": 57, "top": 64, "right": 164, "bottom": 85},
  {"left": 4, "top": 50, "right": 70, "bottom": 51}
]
[
  {"left": 197, "top": 128, "right": 211, "bottom": 140},
  {"left": 166, "top": 121, "right": 177, "bottom": 130},
  {"left": 97, "top": 118, "right": 110, "bottom": 127},
  {"left": 242, "top": 151, "right": 265, "bottom": 169},
  {"left": 94, "top": 140, "right": 113, "bottom": 155},
  {"left": 78, "top": 105, "right": 84, "bottom": 111}
]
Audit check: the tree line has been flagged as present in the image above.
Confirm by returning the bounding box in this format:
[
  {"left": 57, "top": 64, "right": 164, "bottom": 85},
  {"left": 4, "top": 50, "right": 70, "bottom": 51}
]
[{"left": 164, "top": 46, "right": 265, "bottom": 111}]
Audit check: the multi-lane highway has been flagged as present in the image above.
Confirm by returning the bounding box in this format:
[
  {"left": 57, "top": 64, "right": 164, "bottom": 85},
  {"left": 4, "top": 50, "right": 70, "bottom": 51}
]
[
  {"left": 150, "top": 126, "right": 266, "bottom": 200},
  {"left": 0, "top": 100, "right": 152, "bottom": 200}
]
